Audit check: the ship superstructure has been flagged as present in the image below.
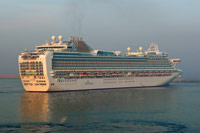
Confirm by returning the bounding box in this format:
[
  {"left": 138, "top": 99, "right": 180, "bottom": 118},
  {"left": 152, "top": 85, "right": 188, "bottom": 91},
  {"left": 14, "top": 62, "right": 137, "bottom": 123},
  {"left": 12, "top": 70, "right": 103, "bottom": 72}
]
[{"left": 18, "top": 36, "right": 181, "bottom": 92}]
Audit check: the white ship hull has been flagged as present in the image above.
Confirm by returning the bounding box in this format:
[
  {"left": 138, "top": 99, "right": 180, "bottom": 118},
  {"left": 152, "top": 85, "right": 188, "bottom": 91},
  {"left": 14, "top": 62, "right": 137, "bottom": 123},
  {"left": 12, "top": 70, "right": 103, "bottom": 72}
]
[
  {"left": 19, "top": 50, "right": 181, "bottom": 92},
  {"left": 22, "top": 72, "right": 180, "bottom": 92},
  {"left": 48, "top": 73, "right": 179, "bottom": 92}
]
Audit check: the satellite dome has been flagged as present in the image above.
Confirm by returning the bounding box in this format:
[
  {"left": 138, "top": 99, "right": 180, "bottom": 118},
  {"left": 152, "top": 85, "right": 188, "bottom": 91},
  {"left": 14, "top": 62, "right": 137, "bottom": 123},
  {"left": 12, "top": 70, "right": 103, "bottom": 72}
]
[
  {"left": 58, "top": 35, "right": 63, "bottom": 41},
  {"left": 139, "top": 47, "right": 143, "bottom": 52},
  {"left": 51, "top": 36, "right": 56, "bottom": 42}
]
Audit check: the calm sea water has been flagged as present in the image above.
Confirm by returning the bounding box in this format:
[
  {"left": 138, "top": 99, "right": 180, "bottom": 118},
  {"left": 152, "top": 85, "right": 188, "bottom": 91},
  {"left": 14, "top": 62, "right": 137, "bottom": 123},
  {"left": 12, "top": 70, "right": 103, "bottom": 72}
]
[{"left": 0, "top": 79, "right": 200, "bottom": 132}]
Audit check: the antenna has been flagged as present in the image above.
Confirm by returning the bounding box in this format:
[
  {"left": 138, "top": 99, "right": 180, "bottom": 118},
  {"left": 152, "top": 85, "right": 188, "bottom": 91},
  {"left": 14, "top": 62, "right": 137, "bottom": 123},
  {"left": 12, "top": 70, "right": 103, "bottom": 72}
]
[{"left": 148, "top": 43, "right": 159, "bottom": 52}]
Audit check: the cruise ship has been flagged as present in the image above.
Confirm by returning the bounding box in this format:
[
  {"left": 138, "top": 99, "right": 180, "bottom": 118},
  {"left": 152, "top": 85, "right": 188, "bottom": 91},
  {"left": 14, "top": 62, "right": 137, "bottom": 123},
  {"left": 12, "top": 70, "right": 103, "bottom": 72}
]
[{"left": 18, "top": 36, "right": 181, "bottom": 92}]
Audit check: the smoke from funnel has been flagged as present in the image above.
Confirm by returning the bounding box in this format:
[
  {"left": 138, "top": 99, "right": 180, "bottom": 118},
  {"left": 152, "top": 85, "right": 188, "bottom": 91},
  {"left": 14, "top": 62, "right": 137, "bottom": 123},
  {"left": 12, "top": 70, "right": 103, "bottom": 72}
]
[{"left": 65, "top": 0, "right": 85, "bottom": 37}]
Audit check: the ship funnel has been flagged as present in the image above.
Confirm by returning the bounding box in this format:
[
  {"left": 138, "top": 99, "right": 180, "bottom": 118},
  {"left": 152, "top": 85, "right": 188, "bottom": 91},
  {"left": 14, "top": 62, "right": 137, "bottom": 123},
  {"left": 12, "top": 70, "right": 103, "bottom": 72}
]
[
  {"left": 51, "top": 35, "right": 56, "bottom": 43},
  {"left": 58, "top": 35, "right": 63, "bottom": 43}
]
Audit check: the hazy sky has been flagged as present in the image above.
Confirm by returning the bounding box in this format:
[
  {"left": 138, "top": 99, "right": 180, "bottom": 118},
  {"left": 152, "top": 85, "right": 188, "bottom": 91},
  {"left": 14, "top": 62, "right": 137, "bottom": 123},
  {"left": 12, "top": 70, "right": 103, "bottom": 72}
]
[{"left": 0, "top": 0, "right": 200, "bottom": 78}]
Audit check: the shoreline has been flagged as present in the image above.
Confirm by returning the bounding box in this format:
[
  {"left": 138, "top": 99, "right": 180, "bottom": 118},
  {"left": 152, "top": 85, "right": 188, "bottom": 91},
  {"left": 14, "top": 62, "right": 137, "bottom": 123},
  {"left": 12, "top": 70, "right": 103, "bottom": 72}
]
[
  {"left": 0, "top": 74, "right": 20, "bottom": 79},
  {"left": 173, "top": 78, "right": 200, "bottom": 83}
]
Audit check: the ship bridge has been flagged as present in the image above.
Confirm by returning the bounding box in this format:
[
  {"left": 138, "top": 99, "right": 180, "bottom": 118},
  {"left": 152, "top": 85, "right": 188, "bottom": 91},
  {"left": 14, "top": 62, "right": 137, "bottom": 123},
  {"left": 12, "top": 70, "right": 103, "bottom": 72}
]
[{"left": 35, "top": 36, "right": 91, "bottom": 53}]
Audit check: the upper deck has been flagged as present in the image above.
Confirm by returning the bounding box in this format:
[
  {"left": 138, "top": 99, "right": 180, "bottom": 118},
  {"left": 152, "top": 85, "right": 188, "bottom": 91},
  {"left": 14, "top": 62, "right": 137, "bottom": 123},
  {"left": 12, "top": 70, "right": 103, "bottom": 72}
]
[
  {"left": 19, "top": 35, "right": 181, "bottom": 72},
  {"left": 21, "top": 35, "right": 170, "bottom": 59}
]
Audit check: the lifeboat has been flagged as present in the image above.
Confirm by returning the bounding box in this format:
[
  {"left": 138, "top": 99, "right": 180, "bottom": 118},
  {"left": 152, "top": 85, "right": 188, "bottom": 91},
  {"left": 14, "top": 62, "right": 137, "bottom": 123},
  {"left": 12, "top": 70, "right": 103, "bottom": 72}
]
[
  {"left": 134, "top": 72, "right": 138, "bottom": 76},
  {"left": 96, "top": 72, "right": 102, "bottom": 76},
  {"left": 69, "top": 73, "right": 74, "bottom": 77},
  {"left": 156, "top": 72, "right": 161, "bottom": 76},
  {"left": 162, "top": 72, "right": 166, "bottom": 76},
  {"left": 117, "top": 72, "right": 122, "bottom": 75},
  {"left": 80, "top": 73, "right": 84, "bottom": 76},
  {"left": 139, "top": 72, "right": 144, "bottom": 76},
  {"left": 127, "top": 72, "right": 131, "bottom": 76},
  {"left": 144, "top": 72, "right": 149, "bottom": 76},
  {"left": 149, "top": 72, "right": 153, "bottom": 76},
  {"left": 111, "top": 72, "right": 117, "bottom": 76}
]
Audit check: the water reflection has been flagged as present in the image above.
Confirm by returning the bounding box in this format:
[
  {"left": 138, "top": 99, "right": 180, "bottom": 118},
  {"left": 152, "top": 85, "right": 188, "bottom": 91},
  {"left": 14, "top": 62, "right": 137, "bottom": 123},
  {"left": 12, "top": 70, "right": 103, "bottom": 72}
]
[
  {"left": 20, "top": 93, "right": 50, "bottom": 122},
  {"left": 20, "top": 87, "right": 177, "bottom": 123},
  {"left": 18, "top": 87, "right": 189, "bottom": 132}
]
